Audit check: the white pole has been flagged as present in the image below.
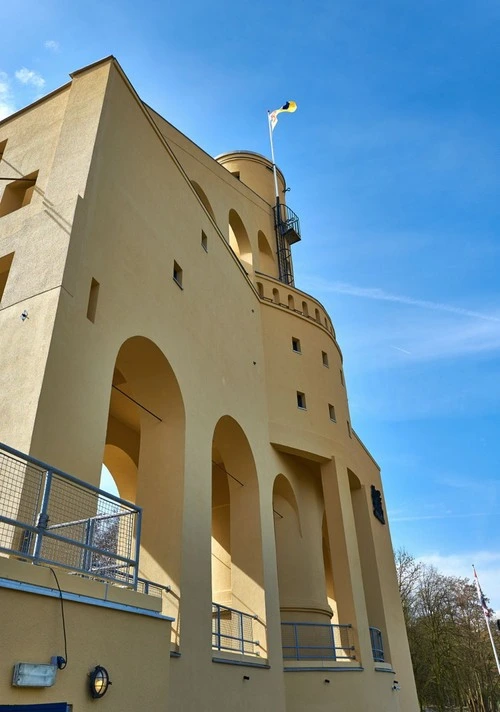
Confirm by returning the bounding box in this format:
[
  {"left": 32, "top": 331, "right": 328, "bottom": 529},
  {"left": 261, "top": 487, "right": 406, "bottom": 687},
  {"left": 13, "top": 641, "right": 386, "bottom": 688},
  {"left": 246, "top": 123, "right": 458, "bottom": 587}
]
[
  {"left": 485, "top": 615, "right": 500, "bottom": 676},
  {"left": 267, "top": 112, "right": 280, "bottom": 202},
  {"left": 473, "top": 565, "right": 500, "bottom": 675}
]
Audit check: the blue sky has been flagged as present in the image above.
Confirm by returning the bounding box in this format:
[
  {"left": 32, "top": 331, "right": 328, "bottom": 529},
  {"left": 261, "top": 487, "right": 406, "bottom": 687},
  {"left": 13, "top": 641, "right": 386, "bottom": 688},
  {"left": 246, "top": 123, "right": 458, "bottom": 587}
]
[{"left": 2, "top": 0, "right": 499, "bottom": 608}]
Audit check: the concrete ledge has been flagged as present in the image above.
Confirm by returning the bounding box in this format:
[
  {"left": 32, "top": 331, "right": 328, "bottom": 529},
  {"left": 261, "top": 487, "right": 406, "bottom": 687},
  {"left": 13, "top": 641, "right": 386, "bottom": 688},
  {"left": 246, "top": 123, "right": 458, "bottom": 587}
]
[
  {"left": 284, "top": 666, "right": 364, "bottom": 672},
  {"left": 212, "top": 653, "right": 270, "bottom": 669},
  {"left": 0, "top": 557, "right": 172, "bottom": 620}
]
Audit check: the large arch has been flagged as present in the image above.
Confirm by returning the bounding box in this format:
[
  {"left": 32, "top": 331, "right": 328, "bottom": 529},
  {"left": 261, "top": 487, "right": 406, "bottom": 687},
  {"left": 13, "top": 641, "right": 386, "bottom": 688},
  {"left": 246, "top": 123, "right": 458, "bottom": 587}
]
[
  {"left": 228, "top": 209, "right": 253, "bottom": 270},
  {"left": 190, "top": 180, "right": 216, "bottom": 223},
  {"left": 272, "top": 466, "right": 332, "bottom": 625},
  {"left": 211, "top": 415, "right": 266, "bottom": 655},
  {"left": 103, "top": 336, "right": 185, "bottom": 643}
]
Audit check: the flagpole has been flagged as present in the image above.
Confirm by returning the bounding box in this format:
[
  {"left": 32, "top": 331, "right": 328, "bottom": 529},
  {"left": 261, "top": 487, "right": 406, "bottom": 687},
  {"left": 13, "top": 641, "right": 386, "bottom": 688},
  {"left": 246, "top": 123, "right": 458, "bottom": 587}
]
[
  {"left": 267, "top": 111, "right": 280, "bottom": 202},
  {"left": 473, "top": 565, "right": 500, "bottom": 675}
]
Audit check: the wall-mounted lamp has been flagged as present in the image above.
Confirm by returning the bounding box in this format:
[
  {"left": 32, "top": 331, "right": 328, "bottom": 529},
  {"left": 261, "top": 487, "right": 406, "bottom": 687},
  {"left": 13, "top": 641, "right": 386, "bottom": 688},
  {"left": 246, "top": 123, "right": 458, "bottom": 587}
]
[
  {"left": 21, "top": 310, "right": 29, "bottom": 321},
  {"left": 12, "top": 662, "right": 57, "bottom": 687},
  {"left": 324, "top": 679, "right": 330, "bottom": 684},
  {"left": 243, "top": 675, "right": 250, "bottom": 681},
  {"left": 89, "top": 665, "right": 111, "bottom": 699},
  {"left": 392, "top": 680, "right": 401, "bottom": 691}
]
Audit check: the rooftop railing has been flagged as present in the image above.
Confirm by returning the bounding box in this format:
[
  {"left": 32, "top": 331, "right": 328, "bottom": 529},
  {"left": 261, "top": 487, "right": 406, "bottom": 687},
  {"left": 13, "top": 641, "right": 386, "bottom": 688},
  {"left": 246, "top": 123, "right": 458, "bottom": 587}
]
[
  {"left": 281, "top": 621, "right": 355, "bottom": 661},
  {"left": 369, "top": 626, "right": 385, "bottom": 663},
  {"left": 0, "top": 442, "right": 141, "bottom": 589},
  {"left": 212, "top": 602, "right": 259, "bottom": 656}
]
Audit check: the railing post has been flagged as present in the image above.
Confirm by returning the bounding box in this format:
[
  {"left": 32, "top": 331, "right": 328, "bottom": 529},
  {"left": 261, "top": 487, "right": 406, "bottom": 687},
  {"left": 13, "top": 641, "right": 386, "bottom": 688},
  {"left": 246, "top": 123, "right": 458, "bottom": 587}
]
[
  {"left": 293, "top": 623, "right": 299, "bottom": 660},
  {"left": 33, "top": 470, "right": 52, "bottom": 562},
  {"left": 132, "top": 509, "right": 141, "bottom": 589},
  {"left": 82, "top": 517, "right": 95, "bottom": 572},
  {"left": 239, "top": 611, "right": 244, "bottom": 655}
]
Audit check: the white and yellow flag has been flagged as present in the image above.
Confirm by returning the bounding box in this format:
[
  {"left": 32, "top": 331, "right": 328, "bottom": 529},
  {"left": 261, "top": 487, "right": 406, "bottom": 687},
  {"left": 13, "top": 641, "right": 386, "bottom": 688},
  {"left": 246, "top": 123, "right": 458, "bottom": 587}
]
[{"left": 269, "top": 101, "right": 297, "bottom": 131}]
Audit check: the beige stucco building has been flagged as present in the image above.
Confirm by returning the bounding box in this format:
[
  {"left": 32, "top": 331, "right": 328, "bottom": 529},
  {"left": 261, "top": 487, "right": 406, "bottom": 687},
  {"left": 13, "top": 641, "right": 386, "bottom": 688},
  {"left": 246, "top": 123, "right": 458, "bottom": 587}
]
[{"left": 0, "top": 57, "right": 419, "bottom": 712}]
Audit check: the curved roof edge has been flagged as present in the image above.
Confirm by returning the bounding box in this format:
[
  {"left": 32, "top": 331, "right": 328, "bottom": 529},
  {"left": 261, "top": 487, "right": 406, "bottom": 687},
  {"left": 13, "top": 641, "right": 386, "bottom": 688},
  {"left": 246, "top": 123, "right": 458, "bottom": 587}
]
[{"left": 215, "top": 150, "right": 286, "bottom": 188}]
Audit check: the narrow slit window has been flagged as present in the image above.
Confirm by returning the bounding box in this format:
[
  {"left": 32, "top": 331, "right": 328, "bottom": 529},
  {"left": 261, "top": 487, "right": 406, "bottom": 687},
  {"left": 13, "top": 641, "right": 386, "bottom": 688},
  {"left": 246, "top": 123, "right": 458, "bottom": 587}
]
[
  {"left": 173, "top": 261, "right": 183, "bottom": 288},
  {"left": 347, "top": 420, "right": 352, "bottom": 438},
  {"left": 329, "top": 404, "right": 336, "bottom": 422},
  {"left": 322, "top": 351, "right": 329, "bottom": 367},
  {"left": 296, "top": 391, "right": 306, "bottom": 410},
  {"left": 292, "top": 337, "right": 301, "bottom": 353},
  {"left": 0, "top": 252, "right": 15, "bottom": 303},
  {"left": 302, "top": 301, "right": 309, "bottom": 317},
  {"left": 86, "top": 278, "right": 100, "bottom": 323},
  {"left": 201, "top": 230, "right": 208, "bottom": 252},
  {"left": 0, "top": 170, "right": 38, "bottom": 218},
  {"left": 340, "top": 369, "right": 345, "bottom": 386}
]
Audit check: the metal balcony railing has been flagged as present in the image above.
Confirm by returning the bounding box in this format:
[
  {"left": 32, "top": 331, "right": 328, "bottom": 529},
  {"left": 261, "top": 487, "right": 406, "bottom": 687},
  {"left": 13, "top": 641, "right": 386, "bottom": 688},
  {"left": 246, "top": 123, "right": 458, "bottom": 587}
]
[
  {"left": 369, "top": 626, "right": 385, "bottom": 662},
  {"left": 212, "top": 603, "right": 259, "bottom": 655},
  {"left": 273, "top": 202, "right": 301, "bottom": 245},
  {"left": 281, "top": 622, "right": 355, "bottom": 661},
  {"left": 0, "top": 442, "right": 141, "bottom": 589}
]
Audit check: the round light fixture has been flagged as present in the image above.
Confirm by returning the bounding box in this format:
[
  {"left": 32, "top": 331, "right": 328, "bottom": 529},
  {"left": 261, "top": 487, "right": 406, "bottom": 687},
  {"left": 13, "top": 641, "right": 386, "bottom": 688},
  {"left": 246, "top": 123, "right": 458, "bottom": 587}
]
[{"left": 89, "top": 665, "right": 111, "bottom": 699}]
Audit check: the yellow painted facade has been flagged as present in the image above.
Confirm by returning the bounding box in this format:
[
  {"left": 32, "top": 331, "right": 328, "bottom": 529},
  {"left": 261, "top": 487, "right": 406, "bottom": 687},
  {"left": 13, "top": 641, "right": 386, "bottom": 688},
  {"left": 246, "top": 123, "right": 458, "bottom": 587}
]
[{"left": 0, "top": 57, "right": 419, "bottom": 711}]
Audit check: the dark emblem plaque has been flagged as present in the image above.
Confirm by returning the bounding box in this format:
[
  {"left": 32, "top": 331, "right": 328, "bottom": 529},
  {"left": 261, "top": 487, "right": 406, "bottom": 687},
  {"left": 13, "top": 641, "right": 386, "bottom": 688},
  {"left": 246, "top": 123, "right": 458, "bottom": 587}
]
[{"left": 371, "top": 485, "right": 385, "bottom": 525}]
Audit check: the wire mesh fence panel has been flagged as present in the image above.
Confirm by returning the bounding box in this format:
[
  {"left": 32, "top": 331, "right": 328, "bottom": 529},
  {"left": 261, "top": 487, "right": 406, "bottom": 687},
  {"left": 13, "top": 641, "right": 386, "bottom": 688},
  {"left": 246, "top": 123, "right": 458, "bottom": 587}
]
[
  {"left": 0, "top": 450, "right": 45, "bottom": 556},
  {"left": 0, "top": 443, "right": 141, "bottom": 587},
  {"left": 212, "top": 603, "right": 257, "bottom": 655},
  {"left": 369, "top": 627, "right": 385, "bottom": 662},
  {"left": 281, "top": 622, "right": 355, "bottom": 661}
]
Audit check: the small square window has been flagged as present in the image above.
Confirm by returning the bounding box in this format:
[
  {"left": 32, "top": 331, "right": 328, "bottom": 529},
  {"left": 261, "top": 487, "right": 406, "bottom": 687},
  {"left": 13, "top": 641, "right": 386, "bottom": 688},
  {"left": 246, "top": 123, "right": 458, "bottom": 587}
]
[
  {"left": 297, "top": 391, "right": 306, "bottom": 410},
  {"left": 340, "top": 369, "right": 345, "bottom": 386},
  {"left": 292, "top": 337, "right": 301, "bottom": 353},
  {"left": 347, "top": 420, "right": 352, "bottom": 438},
  {"left": 322, "top": 351, "right": 329, "bottom": 367},
  {"left": 0, "top": 251, "right": 14, "bottom": 303},
  {"left": 0, "top": 170, "right": 38, "bottom": 218},
  {"left": 201, "top": 230, "right": 208, "bottom": 252},
  {"left": 328, "top": 404, "right": 336, "bottom": 422},
  {"left": 173, "top": 261, "right": 183, "bottom": 288},
  {"left": 86, "top": 277, "right": 100, "bottom": 323}
]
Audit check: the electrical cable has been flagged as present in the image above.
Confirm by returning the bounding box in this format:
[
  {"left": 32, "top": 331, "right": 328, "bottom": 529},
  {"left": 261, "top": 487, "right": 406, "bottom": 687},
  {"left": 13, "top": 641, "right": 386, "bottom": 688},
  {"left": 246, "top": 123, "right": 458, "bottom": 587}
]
[{"left": 49, "top": 567, "right": 68, "bottom": 669}]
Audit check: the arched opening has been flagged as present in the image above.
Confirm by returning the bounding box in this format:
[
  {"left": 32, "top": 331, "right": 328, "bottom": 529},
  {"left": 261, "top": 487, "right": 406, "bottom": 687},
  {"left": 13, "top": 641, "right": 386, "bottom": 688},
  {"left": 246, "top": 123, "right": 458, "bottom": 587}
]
[
  {"left": 211, "top": 416, "right": 266, "bottom": 656},
  {"left": 102, "top": 445, "right": 137, "bottom": 503},
  {"left": 273, "top": 464, "right": 336, "bottom": 661},
  {"left": 273, "top": 288, "right": 280, "bottom": 304},
  {"left": 103, "top": 336, "right": 185, "bottom": 643},
  {"left": 302, "top": 301, "right": 309, "bottom": 317},
  {"left": 256, "top": 281, "right": 264, "bottom": 298},
  {"left": 190, "top": 180, "right": 216, "bottom": 223},
  {"left": 348, "top": 468, "right": 390, "bottom": 663},
  {"left": 315, "top": 308, "right": 321, "bottom": 323},
  {"left": 288, "top": 294, "right": 295, "bottom": 310},
  {"left": 257, "top": 230, "right": 276, "bottom": 276},
  {"left": 228, "top": 209, "right": 253, "bottom": 271}
]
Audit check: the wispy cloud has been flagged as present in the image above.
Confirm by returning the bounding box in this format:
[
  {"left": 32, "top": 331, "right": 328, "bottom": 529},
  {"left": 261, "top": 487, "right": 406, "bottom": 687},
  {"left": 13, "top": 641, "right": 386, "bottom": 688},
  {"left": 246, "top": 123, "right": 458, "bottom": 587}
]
[
  {"left": 390, "top": 345, "right": 412, "bottom": 355},
  {"left": 15, "top": 68, "right": 45, "bottom": 89},
  {"left": 392, "top": 512, "right": 488, "bottom": 522},
  {"left": 44, "top": 40, "right": 60, "bottom": 52},
  {"left": 0, "top": 71, "right": 15, "bottom": 120},
  {"left": 308, "top": 278, "right": 500, "bottom": 323}
]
